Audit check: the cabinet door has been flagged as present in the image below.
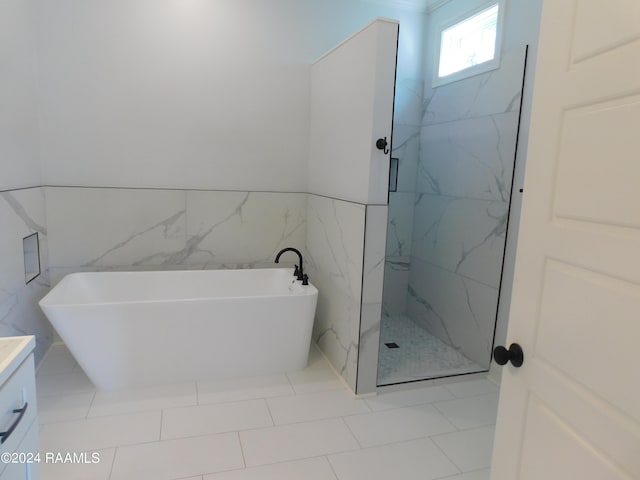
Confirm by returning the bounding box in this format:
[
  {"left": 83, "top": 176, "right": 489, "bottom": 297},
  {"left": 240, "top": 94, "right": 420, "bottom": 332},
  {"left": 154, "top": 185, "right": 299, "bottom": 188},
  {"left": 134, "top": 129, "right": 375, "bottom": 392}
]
[
  {"left": 21, "top": 419, "right": 39, "bottom": 480},
  {"left": 0, "top": 419, "right": 40, "bottom": 480},
  {"left": 0, "top": 460, "right": 26, "bottom": 480},
  {"left": 0, "top": 355, "right": 37, "bottom": 479}
]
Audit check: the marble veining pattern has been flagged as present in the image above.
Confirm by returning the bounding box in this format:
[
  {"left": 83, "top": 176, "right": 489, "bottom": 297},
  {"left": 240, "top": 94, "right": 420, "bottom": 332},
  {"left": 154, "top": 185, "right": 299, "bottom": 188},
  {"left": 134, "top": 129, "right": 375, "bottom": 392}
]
[
  {"left": 0, "top": 188, "right": 53, "bottom": 362},
  {"left": 421, "top": 47, "right": 527, "bottom": 126},
  {"left": 411, "top": 195, "right": 508, "bottom": 289},
  {"left": 0, "top": 191, "right": 47, "bottom": 235},
  {"left": 390, "top": 125, "right": 420, "bottom": 194},
  {"left": 46, "top": 187, "right": 307, "bottom": 271},
  {"left": 305, "top": 195, "right": 365, "bottom": 392},
  {"left": 357, "top": 206, "right": 388, "bottom": 393},
  {"left": 417, "top": 113, "right": 520, "bottom": 202},
  {"left": 381, "top": 258, "right": 410, "bottom": 317},
  {"left": 386, "top": 193, "right": 415, "bottom": 258},
  {"left": 393, "top": 77, "right": 424, "bottom": 127},
  {"left": 42, "top": 187, "right": 369, "bottom": 393},
  {"left": 381, "top": 47, "right": 528, "bottom": 380},
  {"left": 407, "top": 258, "right": 498, "bottom": 368},
  {"left": 185, "top": 191, "right": 306, "bottom": 267}
]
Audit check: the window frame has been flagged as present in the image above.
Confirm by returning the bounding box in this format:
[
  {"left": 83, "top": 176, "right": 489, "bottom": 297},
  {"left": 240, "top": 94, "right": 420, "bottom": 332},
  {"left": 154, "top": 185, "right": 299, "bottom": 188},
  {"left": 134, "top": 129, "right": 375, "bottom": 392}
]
[{"left": 432, "top": 0, "right": 506, "bottom": 88}]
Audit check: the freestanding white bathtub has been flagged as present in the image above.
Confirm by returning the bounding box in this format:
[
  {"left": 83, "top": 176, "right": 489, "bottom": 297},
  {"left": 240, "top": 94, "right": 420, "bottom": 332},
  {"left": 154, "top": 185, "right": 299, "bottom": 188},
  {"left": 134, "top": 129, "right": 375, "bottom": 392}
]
[{"left": 39, "top": 269, "right": 318, "bottom": 390}]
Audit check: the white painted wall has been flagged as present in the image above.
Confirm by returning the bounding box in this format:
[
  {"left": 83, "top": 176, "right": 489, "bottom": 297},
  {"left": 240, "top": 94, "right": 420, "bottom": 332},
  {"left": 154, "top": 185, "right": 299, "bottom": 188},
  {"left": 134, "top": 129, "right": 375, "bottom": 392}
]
[
  {"left": 308, "top": 19, "right": 399, "bottom": 204},
  {"left": 0, "top": 0, "right": 40, "bottom": 190},
  {"left": 0, "top": 0, "right": 52, "bottom": 362},
  {"left": 37, "top": 0, "right": 425, "bottom": 192}
]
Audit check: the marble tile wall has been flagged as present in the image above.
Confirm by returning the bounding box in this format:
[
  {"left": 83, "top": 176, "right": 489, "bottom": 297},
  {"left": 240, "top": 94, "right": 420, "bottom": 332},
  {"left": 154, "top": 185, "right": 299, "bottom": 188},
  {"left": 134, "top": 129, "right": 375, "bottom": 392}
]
[
  {"left": 407, "top": 47, "right": 527, "bottom": 369},
  {"left": 383, "top": 82, "right": 422, "bottom": 317},
  {"left": 44, "top": 187, "right": 370, "bottom": 393},
  {"left": 45, "top": 187, "right": 308, "bottom": 282},
  {"left": 357, "top": 206, "right": 387, "bottom": 394},
  {"left": 305, "top": 195, "right": 366, "bottom": 392},
  {"left": 0, "top": 188, "right": 54, "bottom": 362}
]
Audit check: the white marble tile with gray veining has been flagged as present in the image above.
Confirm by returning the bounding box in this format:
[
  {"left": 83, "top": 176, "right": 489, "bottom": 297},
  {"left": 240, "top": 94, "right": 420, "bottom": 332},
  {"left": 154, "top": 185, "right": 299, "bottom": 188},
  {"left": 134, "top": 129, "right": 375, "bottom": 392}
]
[
  {"left": 391, "top": 125, "right": 420, "bottom": 194},
  {"left": 407, "top": 259, "right": 498, "bottom": 368},
  {"left": 0, "top": 275, "right": 53, "bottom": 363},
  {"left": 305, "top": 195, "right": 365, "bottom": 392},
  {"left": 184, "top": 191, "right": 306, "bottom": 266},
  {"left": 45, "top": 187, "right": 187, "bottom": 268},
  {"left": 356, "top": 302, "right": 383, "bottom": 394},
  {"left": 422, "top": 47, "right": 527, "bottom": 126},
  {"left": 0, "top": 187, "right": 53, "bottom": 362},
  {"left": 0, "top": 189, "right": 48, "bottom": 294},
  {"left": 417, "top": 113, "right": 519, "bottom": 201},
  {"left": 362, "top": 206, "right": 387, "bottom": 305},
  {"left": 382, "top": 258, "right": 410, "bottom": 317},
  {"left": 393, "top": 77, "right": 424, "bottom": 127},
  {"left": 411, "top": 195, "right": 507, "bottom": 289},
  {"left": 386, "top": 193, "right": 415, "bottom": 258},
  {"left": 45, "top": 187, "right": 307, "bottom": 271},
  {"left": 357, "top": 205, "right": 388, "bottom": 394}
]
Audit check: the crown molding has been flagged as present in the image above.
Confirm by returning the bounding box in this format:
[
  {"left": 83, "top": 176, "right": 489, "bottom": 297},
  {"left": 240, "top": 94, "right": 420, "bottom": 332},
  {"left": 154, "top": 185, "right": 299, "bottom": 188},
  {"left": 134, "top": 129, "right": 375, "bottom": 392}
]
[{"left": 358, "top": 0, "right": 453, "bottom": 14}]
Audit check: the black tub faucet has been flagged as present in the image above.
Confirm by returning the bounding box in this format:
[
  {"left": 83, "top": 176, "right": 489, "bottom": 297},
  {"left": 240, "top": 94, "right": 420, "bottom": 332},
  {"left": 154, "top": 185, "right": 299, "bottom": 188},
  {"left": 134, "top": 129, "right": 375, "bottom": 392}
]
[{"left": 275, "top": 247, "right": 305, "bottom": 282}]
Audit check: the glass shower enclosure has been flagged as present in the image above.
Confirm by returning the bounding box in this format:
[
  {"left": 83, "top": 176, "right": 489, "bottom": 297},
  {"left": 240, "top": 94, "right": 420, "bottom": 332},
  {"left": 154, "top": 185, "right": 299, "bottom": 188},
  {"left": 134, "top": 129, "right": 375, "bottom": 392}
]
[{"left": 377, "top": 46, "right": 529, "bottom": 386}]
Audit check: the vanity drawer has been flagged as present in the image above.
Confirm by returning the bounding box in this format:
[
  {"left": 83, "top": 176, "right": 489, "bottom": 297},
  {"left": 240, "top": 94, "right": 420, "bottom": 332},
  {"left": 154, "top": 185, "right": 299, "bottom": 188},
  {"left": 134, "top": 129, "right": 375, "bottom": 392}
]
[
  {"left": 0, "top": 354, "right": 37, "bottom": 459},
  {"left": 0, "top": 419, "right": 39, "bottom": 480}
]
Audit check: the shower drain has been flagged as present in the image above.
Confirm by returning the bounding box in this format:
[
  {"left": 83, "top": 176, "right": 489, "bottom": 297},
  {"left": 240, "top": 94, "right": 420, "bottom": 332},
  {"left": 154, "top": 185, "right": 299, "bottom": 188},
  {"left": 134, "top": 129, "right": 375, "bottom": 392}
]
[{"left": 385, "top": 342, "right": 399, "bottom": 349}]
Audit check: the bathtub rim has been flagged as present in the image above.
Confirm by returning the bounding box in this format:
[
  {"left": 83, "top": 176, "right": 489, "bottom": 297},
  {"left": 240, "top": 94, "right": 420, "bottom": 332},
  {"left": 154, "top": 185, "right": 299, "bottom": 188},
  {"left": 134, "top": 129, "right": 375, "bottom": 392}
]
[{"left": 39, "top": 268, "right": 318, "bottom": 308}]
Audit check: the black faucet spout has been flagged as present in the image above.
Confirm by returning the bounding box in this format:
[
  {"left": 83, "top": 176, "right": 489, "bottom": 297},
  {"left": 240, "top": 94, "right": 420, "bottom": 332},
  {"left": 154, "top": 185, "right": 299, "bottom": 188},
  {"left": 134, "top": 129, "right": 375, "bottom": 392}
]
[{"left": 275, "top": 247, "right": 304, "bottom": 280}]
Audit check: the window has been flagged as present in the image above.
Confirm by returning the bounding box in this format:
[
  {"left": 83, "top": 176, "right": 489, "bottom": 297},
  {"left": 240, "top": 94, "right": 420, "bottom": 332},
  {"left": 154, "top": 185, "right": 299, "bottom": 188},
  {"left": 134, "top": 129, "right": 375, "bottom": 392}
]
[{"left": 434, "top": 1, "right": 504, "bottom": 86}]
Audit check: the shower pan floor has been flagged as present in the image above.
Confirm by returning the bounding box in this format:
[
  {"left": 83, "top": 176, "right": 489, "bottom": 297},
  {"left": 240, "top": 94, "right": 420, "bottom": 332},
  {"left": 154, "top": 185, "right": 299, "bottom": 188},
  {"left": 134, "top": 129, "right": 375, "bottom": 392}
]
[{"left": 377, "top": 314, "right": 485, "bottom": 386}]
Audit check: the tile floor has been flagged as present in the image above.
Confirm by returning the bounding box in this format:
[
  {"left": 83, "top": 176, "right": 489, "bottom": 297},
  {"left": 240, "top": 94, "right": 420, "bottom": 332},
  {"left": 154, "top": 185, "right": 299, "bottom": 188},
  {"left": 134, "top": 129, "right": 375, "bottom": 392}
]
[
  {"left": 36, "top": 343, "right": 499, "bottom": 480},
  {"left": 377, "top": 314, "right": 485, "bottom": 385}
]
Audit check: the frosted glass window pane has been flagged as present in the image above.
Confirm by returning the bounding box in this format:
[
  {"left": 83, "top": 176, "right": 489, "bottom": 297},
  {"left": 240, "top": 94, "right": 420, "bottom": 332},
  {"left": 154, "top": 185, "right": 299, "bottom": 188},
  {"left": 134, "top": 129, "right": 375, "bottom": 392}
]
[{"left": 438, "top": 4, "right": 499, "bottom": 78}]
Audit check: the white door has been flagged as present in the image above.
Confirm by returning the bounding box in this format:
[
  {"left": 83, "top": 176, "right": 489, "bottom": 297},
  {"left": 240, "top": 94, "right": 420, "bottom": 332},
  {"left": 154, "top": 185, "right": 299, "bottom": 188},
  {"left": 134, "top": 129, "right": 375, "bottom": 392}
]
[{"left": 491, "top": 1, "right": 640, "bottom": 479}]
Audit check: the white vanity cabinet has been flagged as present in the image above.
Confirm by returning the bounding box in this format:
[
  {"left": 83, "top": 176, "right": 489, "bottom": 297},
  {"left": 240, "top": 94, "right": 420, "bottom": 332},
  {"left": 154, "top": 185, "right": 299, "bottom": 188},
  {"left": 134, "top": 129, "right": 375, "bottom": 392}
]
[{"left": 0, "top": 337, "right": 39, "bottom": 480}]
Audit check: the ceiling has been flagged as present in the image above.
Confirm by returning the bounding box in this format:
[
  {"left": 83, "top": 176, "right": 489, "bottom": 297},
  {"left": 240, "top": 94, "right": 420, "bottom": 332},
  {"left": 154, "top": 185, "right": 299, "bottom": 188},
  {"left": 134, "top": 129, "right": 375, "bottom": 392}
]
[{"left": 359, "top": 0, "right": 451, "bottom": 13}]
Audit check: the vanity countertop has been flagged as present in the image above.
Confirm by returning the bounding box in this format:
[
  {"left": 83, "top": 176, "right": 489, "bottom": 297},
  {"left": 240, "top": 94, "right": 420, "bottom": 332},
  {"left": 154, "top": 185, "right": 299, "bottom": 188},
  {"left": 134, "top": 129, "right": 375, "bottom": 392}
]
[{"left": 0, "top": 336, "right": 35, "bottom": 387}]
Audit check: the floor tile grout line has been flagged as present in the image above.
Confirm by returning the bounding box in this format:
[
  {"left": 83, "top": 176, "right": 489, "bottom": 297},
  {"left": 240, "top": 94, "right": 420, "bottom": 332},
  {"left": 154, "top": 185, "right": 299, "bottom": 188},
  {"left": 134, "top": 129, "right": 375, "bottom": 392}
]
[
  {"left": 107, "top": 446, "right": 118, "bottom": 480},
  {"left": 426, "top": 435, "right": 465, "bottom": 477},
  {"left": 429, "top": 424, "right": 497, "bottom": 474},
  {"left": 119, "top": 422, "right": 302, "bottom": 446},
  {"left": 284, "top": 371, "right": 295, "bottom": 393},
  {"left": 236, "top": 431, "right": 247, "bottom": 469},
  {"left": 196, "top": 391, "right": 296, "bottom": 408},
  {"left": 264, "top": 398, "right": 277, "bottom": 427},
  {"left": 436, "top": 466, "right": 492, "bottom": 480},
  {"left": 338, "top": 416, "right": 363, "bottom": 449},
  {"left": 325, "top": 454, "right": 341, "bottom": 480},
  {"left": 442, "top": 383, "right": 500, "bottom": 399},
  {"left": 85, "top": 391, "right": 97, "bottom": 419},
  {"left": 44, "top": 429, "right": 251, "bottom": 460},
  {"left": 201, "top": 452, "right": 351, "bottom": 477},
  {"left": 42, "top": 407, "right": 164, "bottom": 425},
  {"left": 38, "top": 349, "right": 497, "bottom": 479},
  {"left": 238, "top": 412, "right": 353, "bottom": 430}
]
